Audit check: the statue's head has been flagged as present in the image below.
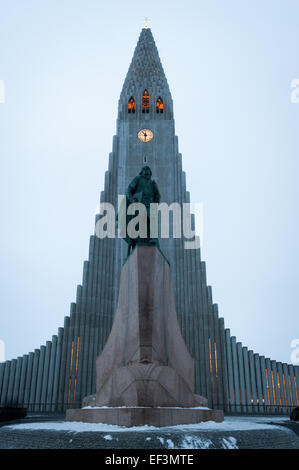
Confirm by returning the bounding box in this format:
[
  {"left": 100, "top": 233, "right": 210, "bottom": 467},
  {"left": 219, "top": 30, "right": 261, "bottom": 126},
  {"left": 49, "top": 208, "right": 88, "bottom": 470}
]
[{"left": 139, "top": 166, "right": 152, "bottom": 180}]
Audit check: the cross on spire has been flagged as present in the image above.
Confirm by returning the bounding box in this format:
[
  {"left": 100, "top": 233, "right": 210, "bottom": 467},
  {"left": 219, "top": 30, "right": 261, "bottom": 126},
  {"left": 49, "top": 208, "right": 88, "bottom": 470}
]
[{"left": 143, "top": 17, "right": 150, "bottom": 29}]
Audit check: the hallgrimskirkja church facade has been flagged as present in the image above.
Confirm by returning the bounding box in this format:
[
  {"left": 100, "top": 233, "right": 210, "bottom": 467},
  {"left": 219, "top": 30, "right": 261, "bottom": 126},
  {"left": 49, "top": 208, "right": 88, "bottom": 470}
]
[{"left": 1, "top": 27, "right": 298, "bottom": 414}]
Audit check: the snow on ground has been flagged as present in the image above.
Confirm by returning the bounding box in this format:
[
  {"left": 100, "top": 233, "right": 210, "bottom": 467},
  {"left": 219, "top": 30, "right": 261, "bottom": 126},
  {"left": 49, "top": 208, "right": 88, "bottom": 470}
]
[{"left": 2, "top": 416, "right": 290, "bottom": 434}]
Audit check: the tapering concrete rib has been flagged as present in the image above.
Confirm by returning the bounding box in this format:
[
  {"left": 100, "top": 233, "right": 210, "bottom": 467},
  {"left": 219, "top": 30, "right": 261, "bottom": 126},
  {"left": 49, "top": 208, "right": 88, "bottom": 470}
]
[
  {"left": 0, "top": 363, "right": 5, "bottom": 400},
  {"left": 242, "top": 347, "right": 253, "bottom": 413},
  {"left": 231, "top": 337, "right": 241, "bottom": 412},
  {"left": 40, "top": 341, "right": 51, "bottom": 411},
  {"left": 57, "top": 316, "right": 70, "bottom": 412},
  {"left": 254, "top": 353, "right": 263, "bottom": 413},
  {"left": 79, "top": 237, "right": 94, "bottom": 404},
  {"left": 29, "top": 350, "right": 39, "bottom": 411},
  {"left": 236, "top": 343, "right": 246, "bottom": 412},
  {"left": 247, "top": 351, "right": 257, "bottom": 413},
  {"left": 219, "top": 318, "right": 229, "bottom": 412},
  {"left": 63, "top": 302, "right": 76, "bottom": 411},
  {"left": 225, "top": 329, "right": 235, "bottom": 412},
  {"left": 6, "top": 359, "right": 16, "bottom": 405},
  {"left": 12, "top": 357, "right": 22, "bottom": 405},
  {"left": 277, "top": 362, "right": 287, "bottom": 413},
  {"left": 51, "top": 327, "right": 63, "bottom": 411},
  {"left": 260, "top": 356, "right": 269, "bottom": 413},
  {"left": 18, "top": 355, "right": 28, "bottom": 407},
  {"left": 213, "top": 308, "right": 224, "bottom": 409},
  {"left": 295, "top": 366, "right": 299, "bottom": 406},
  {"left": 271, "top": 360, "right": 280, "bottom": 411},
  {"left": 23, "top": 352, "right": 33, "bottom": 408},
  {"left": 288, "top": 365, "right": 297, "bottom": 409},
  {"left": 265, "top": 358, "right": 275, "bottom": 413},
  {"left": 282, "top": 363, "right": 292, "bottom": 412},
  {"left": 46, "top": 336, "right": 57, "bottom": 412},
  {"left": 34, "top": 346, "right": 45, "bottom": 411},
  {"left": 0, "top": 361, "right": 10, "bottom": 406}
]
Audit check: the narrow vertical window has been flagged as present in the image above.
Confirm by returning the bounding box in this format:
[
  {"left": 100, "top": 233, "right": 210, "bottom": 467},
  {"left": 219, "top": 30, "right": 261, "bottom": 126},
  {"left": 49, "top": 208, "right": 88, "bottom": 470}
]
[
  {"left": 142, "top": 90, "right": 149, "bottom": 113},
  {"left": 156, "top": 97, "right": 164, "bottom": 113},
  {"left": 128, "top": 97, "right": 135, "bottom": 113}
]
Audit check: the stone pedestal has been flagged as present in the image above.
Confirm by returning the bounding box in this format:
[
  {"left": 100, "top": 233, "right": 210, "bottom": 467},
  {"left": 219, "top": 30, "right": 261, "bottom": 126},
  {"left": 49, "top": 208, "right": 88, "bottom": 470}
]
[{"left": 66, "top": 246, "right": 223, "bottom": 426}]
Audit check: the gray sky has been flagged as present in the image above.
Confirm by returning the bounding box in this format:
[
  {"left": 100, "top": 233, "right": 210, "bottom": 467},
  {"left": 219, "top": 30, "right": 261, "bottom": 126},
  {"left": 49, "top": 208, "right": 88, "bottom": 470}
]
[{"left": 0, "top": 0, "right": 298, "bottom": 364}]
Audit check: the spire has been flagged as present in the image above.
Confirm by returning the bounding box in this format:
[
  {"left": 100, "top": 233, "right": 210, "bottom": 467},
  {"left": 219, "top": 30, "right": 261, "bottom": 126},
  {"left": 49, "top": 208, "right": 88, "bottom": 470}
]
[{"left": 120, "top": 28, "right": 171, "bottom": 100}]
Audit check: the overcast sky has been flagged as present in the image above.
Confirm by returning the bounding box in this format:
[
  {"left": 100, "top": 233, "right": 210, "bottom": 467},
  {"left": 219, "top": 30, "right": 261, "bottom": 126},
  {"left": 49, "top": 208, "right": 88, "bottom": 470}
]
[{"left": 0, "top": 0, "right": 298, "bottom": 365}]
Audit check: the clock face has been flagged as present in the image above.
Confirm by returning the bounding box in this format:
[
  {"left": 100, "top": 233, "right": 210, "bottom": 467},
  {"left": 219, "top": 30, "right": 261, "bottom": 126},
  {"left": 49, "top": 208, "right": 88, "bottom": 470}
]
[{"left": 138, "top": 129, "right": 154, "bottom": 142}]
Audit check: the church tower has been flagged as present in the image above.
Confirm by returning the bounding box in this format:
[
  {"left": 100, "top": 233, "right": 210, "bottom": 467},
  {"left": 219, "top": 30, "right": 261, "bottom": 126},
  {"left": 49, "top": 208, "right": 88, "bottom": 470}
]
[{"left": 0, "top": 27, "right": 298, "bottom": 415}]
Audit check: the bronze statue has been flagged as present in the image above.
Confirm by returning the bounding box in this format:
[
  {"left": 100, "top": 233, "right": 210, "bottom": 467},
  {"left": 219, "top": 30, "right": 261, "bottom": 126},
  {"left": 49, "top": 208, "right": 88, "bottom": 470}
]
[{"left": 125, "top": 166, "right": 160, "bottom": 255}]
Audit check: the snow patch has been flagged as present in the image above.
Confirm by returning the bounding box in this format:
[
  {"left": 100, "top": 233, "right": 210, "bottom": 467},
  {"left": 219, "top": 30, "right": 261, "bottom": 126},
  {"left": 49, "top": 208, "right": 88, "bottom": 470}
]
[
  {"left": 221, "top": 437, "right": 238, "bottom": 449},
  {"left": 2, "top": 416, "right": 289, "bottom": 434},
  {"left": 179, "top": 435, "right": 213, "bottom": 449}
]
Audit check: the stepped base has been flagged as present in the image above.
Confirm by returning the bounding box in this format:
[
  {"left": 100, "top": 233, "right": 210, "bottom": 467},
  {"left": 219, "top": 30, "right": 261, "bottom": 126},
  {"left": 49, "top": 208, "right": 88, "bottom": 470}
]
[{"left": 66, "top": 406, "right": 224, "bottom": 427}]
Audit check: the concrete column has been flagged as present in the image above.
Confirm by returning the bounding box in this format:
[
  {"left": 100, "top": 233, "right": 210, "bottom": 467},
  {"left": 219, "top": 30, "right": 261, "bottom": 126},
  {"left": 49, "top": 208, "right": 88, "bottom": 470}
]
[
  {"left": 46, "top": 336, "right": 57, "bottom": 412},
  {"left": 237, "top": 342, "right": 246, "bottom": 412},
  {"left": 277, "top": 362, "right": 287, "bottom": 413},
  {"left": 207, "top": 286, "right": 217, "bottom": 408},
  {"left": 0, "top": 361, "right": 10, "bottom": 406},
  {"left": 51, "top": 327, "right": 63, "bottom": 412},
  {"left": 243, "top": 347, "right": 254, "bottom": 413},
  {"left": 70, "top": 283, "right": 84, "bottom": 408},
  {"left": 73, "top": 257, "right": 90, "bottom": 407},
  {"left": 18, "top": 355, "right": 28, "bottom": 407},
  {"left": 0, "top": 362, "right": 6, "bottom": 400},
  {"left": 213, "top": 308, "right": 224, "bottom": 410},
  {"left": 63, "top": 303, "right": 76, "bottom": 410},
  {"left": 271, "top": 361, "right": 280, "bottom": 412},
  {"left": 34, "top": 346, "right": 46, "bottom": 411},
  {"left": 29, "top": 349, "right": 40, "bottom": 411},
  {"left": 40, "top": 341, "right": 51, "bottom": 411},
  {"left": 288, "top": 365, "right": 297, "bottom": 409},
  {"left": 265, "top": 358, "right": 275, "bottom": 413},
  {"left": 12, "top": 357, "right": 22, "bottom": 405},
  {"left": 191, "top": 250, "right": 201, "bottom": 394},
  {"left": 260, "top": 356, "right": 269, "bottom": 414},
  {"left": 200, "top": 263, "right": 212, "bottom": 406},
  {"left": 196, "top": 252, "right": 208, "bottom": 399},
  {"left": 77, "top": 239, "right": 93, "bottom": 405},
  {"left": 282, "top": 363, "right": 292, "bottom": 413},
  {"left": 225, "top": 329, "right": 235, "bottom": 412},
  {"left": 255, "top": 351, "right": 265, "bottom": 413},
  {"left": 6, "top": 359, "right": 16, "bottom": 405},
  {"left": 231, "top": 336, "right": 241, "bottom": 412},
  {"left": 23, "top": 352, "right": 34, "bottom": 408},
  {"left": 219, "top": 317, "right": 229, "bottom": 412},
  {"left": 57, "top": 316, "right": 70, "bottom": 412},
  {"left": 294, "top": 366, "right": 299, "bottom": 407}
]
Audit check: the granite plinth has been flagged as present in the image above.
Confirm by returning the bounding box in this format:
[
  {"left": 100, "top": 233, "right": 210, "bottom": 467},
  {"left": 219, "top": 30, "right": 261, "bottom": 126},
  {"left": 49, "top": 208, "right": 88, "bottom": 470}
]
[
  {"left": 66, "top": 247, "right": 223, "bottom": 426},
  {"left": 66, "top": 407, "right": 224, "bottom": 427}
]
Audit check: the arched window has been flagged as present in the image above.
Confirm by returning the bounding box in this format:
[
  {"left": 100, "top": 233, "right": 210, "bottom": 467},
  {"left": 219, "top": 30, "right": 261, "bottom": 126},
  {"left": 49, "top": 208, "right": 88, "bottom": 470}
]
[
  {"left": 128, "top": 97, "right": 135, "bottom": 113},
  {"left": 156, "top": 97, "right": 163, "bottom": 113},
  {"left": 142, "top": 90, "right": 149, "bottom": 113}
]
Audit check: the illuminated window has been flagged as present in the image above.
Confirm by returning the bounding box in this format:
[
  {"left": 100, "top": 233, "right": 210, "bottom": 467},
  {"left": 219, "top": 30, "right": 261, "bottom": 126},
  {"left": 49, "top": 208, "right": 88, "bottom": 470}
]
[
  {"left": 156, "top": 97, "right": 164, "bottom": 113},
  {"left": 128, "top": 97, "right": 135, "bottom": 113},
  {"left": 142, "top": 90, "right": 149, "bottom": 113}
]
